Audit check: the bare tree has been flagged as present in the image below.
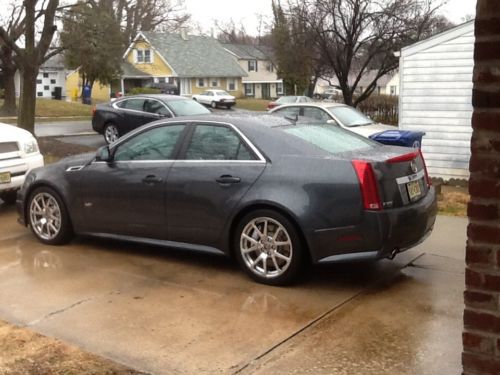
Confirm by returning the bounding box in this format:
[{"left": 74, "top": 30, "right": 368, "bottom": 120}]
[
  {"left": 277, "top": 0, "right": 449, "bottom": 106},
  {"left": 0, "top": 0, "right": 62, "bottom": 132}
]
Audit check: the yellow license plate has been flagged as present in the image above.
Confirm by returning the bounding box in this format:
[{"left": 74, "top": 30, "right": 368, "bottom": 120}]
[
  {"left": 0, "top": 172, "right": 11, "bottom": 184},
  {"left": 407, "top": 180, "right": 421, "bottom": 201}
]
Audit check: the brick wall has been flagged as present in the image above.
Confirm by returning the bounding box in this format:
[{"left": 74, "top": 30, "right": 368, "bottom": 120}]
[{"left": 463, "top": 1, "right": 500, "bottom": 373}]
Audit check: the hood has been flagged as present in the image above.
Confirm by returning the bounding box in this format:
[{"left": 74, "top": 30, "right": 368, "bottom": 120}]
[
  {"left": 347, "top": 122, "right": 396, "bottom": 137},
  {"left": 0, "top": 122, "right": 36, "bottom": 142}
]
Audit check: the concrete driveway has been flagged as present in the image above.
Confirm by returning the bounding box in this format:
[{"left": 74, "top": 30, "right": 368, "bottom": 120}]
[{"left": 0, "top": 201, "right": 465, "bottom": 374}]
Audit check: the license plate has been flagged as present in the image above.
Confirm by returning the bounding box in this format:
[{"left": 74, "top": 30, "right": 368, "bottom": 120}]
[
  {"left": 0, "top": 172, "right": 11, "bottom": 184},
  {"left": 407, "top": 180, "right": 421, "bottom": 201}
]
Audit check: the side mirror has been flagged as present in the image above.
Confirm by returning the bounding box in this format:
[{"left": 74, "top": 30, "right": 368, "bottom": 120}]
[{"left": 96, "top": 146, "right": 112, "bottom": 162}]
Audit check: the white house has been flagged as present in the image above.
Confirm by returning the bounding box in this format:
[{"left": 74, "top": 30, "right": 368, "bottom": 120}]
[
  {"left": 315, "top": 70, "right": 400, "bottom": 96},
  {"left": 399, "top": 21, "right": 474, "bottom": 180}
]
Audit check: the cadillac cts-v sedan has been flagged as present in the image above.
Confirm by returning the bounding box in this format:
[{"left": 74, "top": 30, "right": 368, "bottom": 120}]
[{"left": 17, "top": 115, "right": 437, "bottom": 285}]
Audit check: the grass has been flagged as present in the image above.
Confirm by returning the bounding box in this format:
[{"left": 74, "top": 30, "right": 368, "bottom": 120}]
[
  {"left": 437, "top": 185, "right": 469, "bottom": 217},
  {"left": 0, "top": 98, "right": 94, "bottom": 118},
  {"left": 235, "top": 98, "right": 269, "bottom": 111}
]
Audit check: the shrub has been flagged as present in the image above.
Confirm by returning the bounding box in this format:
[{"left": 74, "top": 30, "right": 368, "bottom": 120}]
[
  {"left": 357, "top": 94, "right": 398, "bottom": 125},
  {"left": 128, "top": 87, "right": 161, "bottom": 95}
]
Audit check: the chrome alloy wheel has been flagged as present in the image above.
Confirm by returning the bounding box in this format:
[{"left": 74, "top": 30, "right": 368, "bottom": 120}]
[
  {"left": 240, "top": 217, "right": 293, "bottom": 279},
  {"left": 104, "top": 124, "right": 119, "bottom": 143},
  {"left": 29, "top": 192, "right": 62, "bottom": 240}
]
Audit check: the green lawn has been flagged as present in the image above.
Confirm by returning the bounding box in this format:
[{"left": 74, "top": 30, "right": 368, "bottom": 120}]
[
  {"left": 0, "top": 98, "right": 93, "bottom": 118},
  {"left": 235, "top": 98, "right": 269, "bottom": 111}
]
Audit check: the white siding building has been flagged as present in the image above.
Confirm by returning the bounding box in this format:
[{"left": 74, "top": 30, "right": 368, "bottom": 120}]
[{"left": 399, "top": 21, "right": 474, "bottom": 180}]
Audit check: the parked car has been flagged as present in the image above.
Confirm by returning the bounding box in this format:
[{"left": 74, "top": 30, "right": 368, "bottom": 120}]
[
  {"left": 269, "top": 102, "right": 425, "bottom": 147},
  {"left": 192, "top": 90, "right": 236, "bottom": 109},
  {"left": 92, "top": 94, "right": 211, "bottom": 144},
  {"left": 0, "top": 122, "right": 44, "bottom": 204},
  {"left": 267, "top": 96, "right": 313, "bottom": 110},
  {"left": 17, "top": 115, "right": 437, "bottom": 285}
]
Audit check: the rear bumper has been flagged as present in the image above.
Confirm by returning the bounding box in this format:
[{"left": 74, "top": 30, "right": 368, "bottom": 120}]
[{"left": 309, "top": 186, "right": 438, "bottom": 263}]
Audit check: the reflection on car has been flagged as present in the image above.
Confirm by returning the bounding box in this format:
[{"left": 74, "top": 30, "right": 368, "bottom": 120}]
[
  {"left": 17, "top": 115, "right": 437, "bottom": 285},
  {"left": 92, "top": 94, "right": 211, "bottom": 144}
]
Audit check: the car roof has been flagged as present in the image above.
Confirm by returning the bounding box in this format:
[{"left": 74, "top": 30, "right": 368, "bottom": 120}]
[
  {"left": 122, "top": 94, "right": 188, "bottom": 101},
  {"left": 271, "top": 102, "right": 347, "bottom": 109}
]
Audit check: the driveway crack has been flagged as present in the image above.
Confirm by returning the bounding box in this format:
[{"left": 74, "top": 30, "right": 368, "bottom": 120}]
[{"left": 26, "top": 297, "right": 94, "bottom": 327}]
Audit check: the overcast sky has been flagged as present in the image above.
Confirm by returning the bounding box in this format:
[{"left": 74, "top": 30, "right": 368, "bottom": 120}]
[{"left": 185, "top": 0, "right": 477, "bottom": 35}]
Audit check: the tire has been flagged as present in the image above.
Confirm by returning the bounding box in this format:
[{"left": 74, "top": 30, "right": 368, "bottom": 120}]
[
  {"left": 211, "top": 101, "right": 217, "bottom": 109},
  {"left": 234, "top": 209, "right": 304, "bottom": 285},
  {"left": 27, "top": 186, "right": 73, "bottom": 245},
  {"left": 104, "top": 123, "right": 119, "bottom": 144},
  {"left": 193, "top": 98, "right": 197, "bottom": 101},
  {"left": 0, "top": 190, "right": 18, "bottom": 205}
]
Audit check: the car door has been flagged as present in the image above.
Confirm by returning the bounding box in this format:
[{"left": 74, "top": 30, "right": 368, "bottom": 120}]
[
  {"left": 115, "top": 98, "right": 147, "bottom": 133},
  {"left": 74, "top": 123, "right": 187, "bottom": 239},
  {"left": 166, "top": 122, "right": 266, "bottom": 248}
]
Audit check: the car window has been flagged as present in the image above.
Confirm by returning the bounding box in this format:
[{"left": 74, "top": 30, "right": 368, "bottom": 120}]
[
  {"left": 114, "top": 125, "right": 185, "bottom": 161},
  {"left": 117, "top": 98, "right": 145, "bottom": 111},
  {"left": 327, "top": 106, "right": 374, "bottom": 127},
  {"left": 276, "top": 96, "right": 297, "bottom": 104},
  {"left": 284, "top": 125, "right": 377, "bottom": 154},
  {"left": 144, "top": 99, "right": 170, "bottom": 116},
  {"left": 302, "top": 107, "right": 332, "bottom": 122},
  {"left": 215, "top": 90, "right": 230, "bottom": 96},
  {"left": 273, "top": 107, "right": 301, "bottom": 119},
  {"left": 168, "top": 99, "right": 211, "bottom": 116},
  {"left": 185, "top": 124, "right": 255, "bottom": 160}
]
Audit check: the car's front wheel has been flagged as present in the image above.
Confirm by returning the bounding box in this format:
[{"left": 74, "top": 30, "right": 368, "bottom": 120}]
[
  {"left": 28, "top": 186, "right": 73, "bottom": 245},
  {"left": 104, "top": 123, "right": 119, "bottom": 144},
  {"left": 234, "top": 210, "right": 303, "bottom": 285},
  {"left": 211, "top": 101, "right": 217, "bottom": 109}
]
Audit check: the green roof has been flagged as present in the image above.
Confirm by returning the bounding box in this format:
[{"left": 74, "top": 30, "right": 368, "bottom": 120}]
[{"left": 140, "top": 31, "right": 247, "bottom": 78}]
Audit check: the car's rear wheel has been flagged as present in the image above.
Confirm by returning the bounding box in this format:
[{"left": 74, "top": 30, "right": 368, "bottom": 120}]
[
  {"left": 0, "top": 190, "right": 18, "bottom": 205},
  {"left": 211, "top": 101, "right": 217, "bottom": 109},
  {"left": 28, "top": 186, "right": 73, "bottom": 245},
  {"left": 104, "top": 123, "right": 119, "bottom": 144},
  {"left": 234, "top": 210, "right": 303, "bottom": 285}
]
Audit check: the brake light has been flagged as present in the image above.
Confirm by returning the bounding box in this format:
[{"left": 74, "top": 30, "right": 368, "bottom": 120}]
[
  {"left": 418, "top": 149, "right": 432, "bottom": 187},
  {"left": 352, "top": 160, "right": 382, "bottom": 210},
  {"left": 386, "top": 151, "right": 419, "bottom": 163}
]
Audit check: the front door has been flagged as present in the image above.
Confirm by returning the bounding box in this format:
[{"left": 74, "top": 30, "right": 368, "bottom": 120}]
[
  {"left": 166, "top": 123, "right": 266, "bottom": 248},
  {"left": 262, "top": 83, "right": 271, "bottom": 99},
  {"left": 75, "top": 124, "right": 186, "bottom": 239}
]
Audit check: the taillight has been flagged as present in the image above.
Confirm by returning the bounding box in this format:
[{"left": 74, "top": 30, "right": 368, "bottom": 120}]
[
  {"left": 352, "top": 160, "right": 382, "bottom": 211},
  {"left": 418, "top": 149, "right": 432, "bottom": 187},
  {"left": 92, "top": 105, "right": 96, "bottom": 116},
  {"left": 386, "top": 151, "right": 419, "bottom": 163}
]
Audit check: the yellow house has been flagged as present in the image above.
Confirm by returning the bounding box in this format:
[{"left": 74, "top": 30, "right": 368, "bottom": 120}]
[
  {"left": 121, "top": 31, "right": 247, "bottom": 98},
  {"left": 66, "top": 68, "right": 111, "bottom": 102}
]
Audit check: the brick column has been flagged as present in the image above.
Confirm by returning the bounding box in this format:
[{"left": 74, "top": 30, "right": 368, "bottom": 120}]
[{"left": 463, "top": 1, "right": 500, "bottom": 373}]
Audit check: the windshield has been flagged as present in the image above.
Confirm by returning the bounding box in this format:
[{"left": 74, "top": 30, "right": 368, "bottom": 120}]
[
  {"left": 215, "top": 90, "right": 230, "bottom": 96},
  {"left": 283, "top": 124, "right": 376, "bottom": 154},
  {"left": 276, "top": 96, "right": 297, "bottom": 103},
  {"left": 328, "top": 106, "right": 374, "bottom": 127},
  {"left": 168, "top": 99, "right": 211, "bottom": 116}
]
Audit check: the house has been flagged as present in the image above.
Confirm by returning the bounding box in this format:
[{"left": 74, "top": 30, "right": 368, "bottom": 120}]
[
  {"left": 65, "top": 68, "right": 111, "bottom": 102},
  {"left": 315, "top": 70, "right": 399, "bottom": 97},
  {"left": 121, "top": 30, "right": 247, "bottom": 97},
  {"left": 14, "top": 53, "right": 67, "bottom": 99},
  {"left": 223, "top": 43, "right": 283, "bottom": 99},
  {"left": 399, "top": 21, "right": 474, "bottom": 180}
]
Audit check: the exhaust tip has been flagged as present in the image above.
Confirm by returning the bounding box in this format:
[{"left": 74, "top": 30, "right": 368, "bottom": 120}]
[{"left": 388, "top": 248, "right": 400, "bottom": 260}]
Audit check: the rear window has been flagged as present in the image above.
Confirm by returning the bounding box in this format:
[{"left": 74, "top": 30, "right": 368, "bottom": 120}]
[
  {"left": 327, "top": 106, "right": 373, "bottom": 127},
  {"left": 283, "top": 125, "right": 377, "bottom": 154},
  {"left": 276, "top": 96, "right": 297, "bottom": 103},
  {"left": 167, "top": 99, "right": 211, "bottom": 116}
]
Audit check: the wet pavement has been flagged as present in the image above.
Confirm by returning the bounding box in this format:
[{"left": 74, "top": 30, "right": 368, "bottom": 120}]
[{"left": 0, "top": 202, "right": 465, "bottom": 374}]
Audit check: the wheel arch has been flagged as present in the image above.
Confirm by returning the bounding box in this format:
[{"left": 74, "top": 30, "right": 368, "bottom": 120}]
[{"left": 227, "top": 202, "right": 312, "bottom": 262}]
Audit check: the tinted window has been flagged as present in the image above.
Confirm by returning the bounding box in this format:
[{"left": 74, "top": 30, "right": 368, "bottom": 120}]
[
  {"left": 284, "top": 125, "right": 376, "bottom": 154},
  {"left": 168, "top": 99, "right": 211, "bottom": 116},
  {"left": 185, "top": 125, "right": 255, "bottom": 160},
  {"left": 117, "top": 99, "right": 145, "bottom": 111},
  {"left": 144, "top": 99, "right": 170, "bottom": 116},
  {"left": 273, "top": 107, "right": 300, "bottom": 119},
  {"left": 114, "top": 125, "right": 184, "bottom": 161},
  {"left": 302, "top": 107, "right": 332, "bottom": 122},
  {"left": 328, "top": 106, "right": 374, "bottom": 127}
]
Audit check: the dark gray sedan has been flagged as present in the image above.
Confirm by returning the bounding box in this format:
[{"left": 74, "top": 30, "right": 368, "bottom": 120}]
[{"left": 17, "top": 115, "right": 437, "bottom": 285}]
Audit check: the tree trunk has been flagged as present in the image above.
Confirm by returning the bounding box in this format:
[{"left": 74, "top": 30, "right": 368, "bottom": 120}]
[
  {"left": 17, "top": 66, "right": 38, "bottom": 134},
  {"left": 342, "top": 89, "right": 353, "bottom": 107},
  {"left": 0, "top": 66, "right": 17, "bottom": 116}
]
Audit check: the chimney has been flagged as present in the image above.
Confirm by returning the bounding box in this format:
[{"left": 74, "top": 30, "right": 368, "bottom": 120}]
[{"left": 180, "top": 27, "right": 188, "bottom": 41}]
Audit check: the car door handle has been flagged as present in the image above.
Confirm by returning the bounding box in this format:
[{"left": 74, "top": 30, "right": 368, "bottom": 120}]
[
  {"left": 142, "top": 175, "right": 163, "bottom": 185},
  {"left": 216, "top": 175, "right": 241, "bottom": 184}
]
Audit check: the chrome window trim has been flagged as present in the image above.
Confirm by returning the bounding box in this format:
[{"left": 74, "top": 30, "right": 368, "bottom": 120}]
[{"left": 108, "top": 120, "right": 267, "bottom": 163}]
